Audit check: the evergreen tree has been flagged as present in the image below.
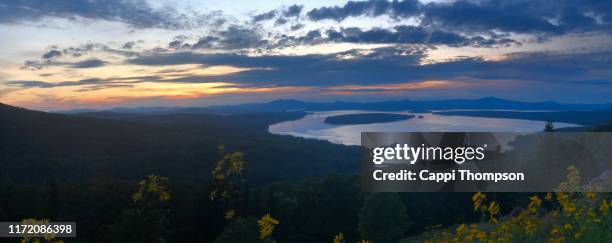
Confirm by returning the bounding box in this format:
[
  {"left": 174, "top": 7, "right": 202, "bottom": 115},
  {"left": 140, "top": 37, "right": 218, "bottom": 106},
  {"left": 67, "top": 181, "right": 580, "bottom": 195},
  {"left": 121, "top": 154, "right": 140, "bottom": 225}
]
[
  {"left": 214, "top": 217, "right": 262, "bottom": 243},
  {"left": 46, "top": 176, "right": 61, "bottom": 219},
  {"left": 358, "top": 193, "right": 411, "bottom": 243},
  {"left": 110, "top": 175, "right": 173, "bottom": 243},
  {"left": 544, "top": 121, "right": 554, "bottom": 132}
]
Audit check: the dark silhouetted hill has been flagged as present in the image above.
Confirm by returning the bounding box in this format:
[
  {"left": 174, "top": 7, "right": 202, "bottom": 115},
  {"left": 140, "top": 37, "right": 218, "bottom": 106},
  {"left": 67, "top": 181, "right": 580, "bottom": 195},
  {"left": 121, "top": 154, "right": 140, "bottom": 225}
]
[{"left": 0, "top": 103, "right": 360, "bottom": 184}]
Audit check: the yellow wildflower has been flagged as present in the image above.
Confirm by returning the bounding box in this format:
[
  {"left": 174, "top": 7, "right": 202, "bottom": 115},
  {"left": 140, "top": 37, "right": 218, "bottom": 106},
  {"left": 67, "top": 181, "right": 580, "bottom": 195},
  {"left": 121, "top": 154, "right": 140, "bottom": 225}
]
[
  {"left": 456, "top": 224, "right": 468, "bottom": 235},
  {"left": 132, "top": 175, "right": 171, "bottom": 203},
  {"left": 333, "top": 232, "right": 344, "bottom": 243},
  {"left": 563, "top": 223, "right": 572, "bottom": 230},
  {"left": 224, "top": 210, "right": 235, "bottom": 220},
  {"left": 258, "top": 213, "right": 279, "bottom": 239},
  {"left": 472, "top": 192, "right": 486, "bottom": 211},
  {"left": 574, "top": 232, "right": 582, "bottom": 240},
  {"left": 476, "top": 231, "right": 486, "bottom": 240},
  {"left": 552, "top": 210, "right": 559, "bottom": 218},
  {"left": 550, "top": 224, "right": 561, "bottom": 236},
  {"left": 209, "top": 189, "right": 217, "bottom": 201},
  {"left": 488, "top": 201, "right": 500, "bottom": 216},
  {"left": 585, "top": 192, "right": 596, "bottom": 201},
  {"left": 527, "top": 196, "right": 541, "bottom": 214},
  {"left": 545, "top": 192, "right": 552, "bottom": 201},
  {"left": 599, "top": 200, "right": 609, "bottom": 215}
]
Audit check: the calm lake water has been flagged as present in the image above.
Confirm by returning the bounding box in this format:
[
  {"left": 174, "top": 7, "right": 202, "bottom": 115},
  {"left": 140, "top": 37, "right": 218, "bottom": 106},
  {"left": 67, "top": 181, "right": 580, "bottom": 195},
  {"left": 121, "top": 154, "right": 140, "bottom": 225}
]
[{"left": 268, "top": 110, "right": 582, "bottom": 145}]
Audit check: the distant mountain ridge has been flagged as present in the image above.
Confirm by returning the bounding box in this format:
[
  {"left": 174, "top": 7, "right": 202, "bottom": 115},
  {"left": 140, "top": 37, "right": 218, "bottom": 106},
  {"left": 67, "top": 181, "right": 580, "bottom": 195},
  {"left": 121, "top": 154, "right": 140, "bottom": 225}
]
[{"left": 54, "top": 97, "right": 612, "bottom": 114}]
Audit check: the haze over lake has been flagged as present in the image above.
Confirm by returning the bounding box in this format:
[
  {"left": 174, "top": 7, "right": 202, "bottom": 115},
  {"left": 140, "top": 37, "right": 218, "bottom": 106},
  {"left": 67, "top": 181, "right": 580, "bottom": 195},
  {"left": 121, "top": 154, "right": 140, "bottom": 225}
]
[{"left": 268, "top": 110, "right": 582, "bottom": 145}]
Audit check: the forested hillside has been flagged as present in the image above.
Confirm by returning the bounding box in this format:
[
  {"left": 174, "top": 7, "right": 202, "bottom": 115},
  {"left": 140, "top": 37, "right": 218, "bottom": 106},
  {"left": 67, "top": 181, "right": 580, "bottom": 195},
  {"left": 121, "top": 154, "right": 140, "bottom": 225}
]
[{"left": 0, "top": 103, "right": 360, "bottom": 184}]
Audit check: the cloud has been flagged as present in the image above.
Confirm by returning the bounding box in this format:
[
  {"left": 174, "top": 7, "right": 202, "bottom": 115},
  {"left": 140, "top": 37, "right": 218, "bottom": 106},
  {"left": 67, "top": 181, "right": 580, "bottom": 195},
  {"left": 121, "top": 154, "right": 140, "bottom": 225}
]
[
  {"left": 7, "top": 47, "right": 612, "bottom": 105},
  {"left": 307, "top": 0, "right": 419, "bottom": 21},
  {"left": 42, "top": 50, "right": 62, "bottom": 59},
  {"left": 176, "top": 23, "right": 516, "bottom": 51},
  {"left": 323, "top": 80, "right": 464, "bottom": 94},
  {"left": 291, "top": 24, "right": 305, "bottom": 31},
  {"left": 21, "top": 43, "right": 137, "bottom": 70},
  {"left": 21, "top": 60, "right": 49, "bottom": 70},
  {"left": 0, "top": 0, "right": 190, "bottom": 29},
  {"left": 305, "top": 0, "right": 612, "bottom": 36},
  {"left": 125, "top": 46, "right": 430, "bottom": 87},
  {"left": 253, "top": 10, "right": 277, "bottom": 22},
  {"left": 420, "top": 1, "right": 562, "bottom": 35},
  {"left": 190, "top": 25, "right": 268, "bottom": 50},
  {"left": 253, "top": 4, "right": 303, "bottom": 23},
  {"left": 125, "top": 47, "right": 612, "bottom": 89},
  {"left": 323, "top": 26, "right": 517, "bottom": 47},
  {"left": 275, "top": 17, "right": 288, "bottom": 26},
  {"left": 69, "top": 58, "right": 107, "bottom": 68},
  {"left": 55, "top": 43, "right": 136, "bottom": 58},
  {"left": 283, "top": 5, "right": 303, "bottom": 18},
  {"left": 21, "top": 57, "right": 108, "bottom": 70},
  {"left": 122, "top": 41, "right": 136, "bottom": 49},
  {"left": 6, "top": 78, "right": 103, "bottom": 88}
]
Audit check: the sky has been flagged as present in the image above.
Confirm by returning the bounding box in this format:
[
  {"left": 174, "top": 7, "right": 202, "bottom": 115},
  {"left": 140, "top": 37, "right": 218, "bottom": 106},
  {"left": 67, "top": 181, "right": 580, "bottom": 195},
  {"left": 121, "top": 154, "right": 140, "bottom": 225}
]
[{"left": 1, "top": 0, "right": 612, "bottom": 110}]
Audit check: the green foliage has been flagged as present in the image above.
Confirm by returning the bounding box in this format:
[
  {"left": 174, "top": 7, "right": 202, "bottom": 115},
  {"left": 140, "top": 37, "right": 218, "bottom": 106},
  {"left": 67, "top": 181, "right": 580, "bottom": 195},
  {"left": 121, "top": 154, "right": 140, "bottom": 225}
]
[
  {"left": 256, "top": 175, "right": 363, "bottom": 243},
  {"left": 359, "top": 193, "right": 411, "bottom": 243},
  {"left": 210, "top": 146, "right": 248, "bottom": 214},
  {"left": 110, "top": 175, "right": 173, "bottom": 243}
]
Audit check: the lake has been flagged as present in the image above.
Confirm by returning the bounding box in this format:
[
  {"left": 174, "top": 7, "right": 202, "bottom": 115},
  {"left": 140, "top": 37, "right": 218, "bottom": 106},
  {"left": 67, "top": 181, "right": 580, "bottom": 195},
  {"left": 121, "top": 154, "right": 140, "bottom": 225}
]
[{"left": 268, "top": 110, "right": 582, "bottom": 145}]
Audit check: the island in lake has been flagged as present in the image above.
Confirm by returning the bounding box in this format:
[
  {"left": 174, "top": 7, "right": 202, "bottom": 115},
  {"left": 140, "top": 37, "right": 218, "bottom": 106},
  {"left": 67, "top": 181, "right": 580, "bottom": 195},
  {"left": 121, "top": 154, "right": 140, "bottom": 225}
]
[{"left": 324, "top": 113, "right": 414, "bottom": 125}]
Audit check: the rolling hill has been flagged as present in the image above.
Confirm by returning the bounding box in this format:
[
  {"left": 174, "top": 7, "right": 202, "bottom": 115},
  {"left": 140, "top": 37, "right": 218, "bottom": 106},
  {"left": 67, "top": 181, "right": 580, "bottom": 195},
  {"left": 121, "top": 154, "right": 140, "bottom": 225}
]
[{"left": 0, "top": 103, "right": 360, "bottom": 184}]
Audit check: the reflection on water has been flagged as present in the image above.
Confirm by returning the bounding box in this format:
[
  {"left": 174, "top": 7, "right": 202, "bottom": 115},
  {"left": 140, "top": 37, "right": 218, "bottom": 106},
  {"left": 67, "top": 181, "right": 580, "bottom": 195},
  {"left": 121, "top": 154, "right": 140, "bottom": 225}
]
[{"left": 268, "top": 110, "right": 582, "bottom": 145}]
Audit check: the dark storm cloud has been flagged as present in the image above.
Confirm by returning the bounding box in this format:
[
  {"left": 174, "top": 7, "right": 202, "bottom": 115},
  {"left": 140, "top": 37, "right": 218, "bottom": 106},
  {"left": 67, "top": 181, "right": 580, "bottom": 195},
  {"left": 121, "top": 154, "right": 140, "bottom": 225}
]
[{"left": 0, "top": 0, "right": 186, "bottom": 29}]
